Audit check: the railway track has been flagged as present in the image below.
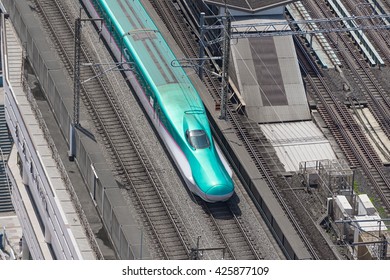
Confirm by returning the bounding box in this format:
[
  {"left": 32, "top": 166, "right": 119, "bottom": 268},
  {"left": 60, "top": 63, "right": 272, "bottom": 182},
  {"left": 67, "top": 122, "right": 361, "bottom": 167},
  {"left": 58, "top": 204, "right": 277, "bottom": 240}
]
[
  {"left": 327, "top": 0, "right": 390, "bottom": 137},
  {"left": 342, "top": 0, "right": 390, "bottom": 63},
  {"left": 145, "top": 0, "right": 267, "bottom": 260},
  {"left": 149, "top": 0, "right": 323, "bottom": 259},
  {"left": 382, "top": 0, "right": 390, "bottom": 13},
  {"left": 209, "top": 201, "right": 260, "bottom": 260},
  {"left": 33, "top": 0, "right": 192, "bottom": 259},
  {"left": 293, "top": 2, "right": 390, "bottom": 141},
  {"left": 303, "top": 0, "right": 390, "bottom": 215},
  {"left": 195, "top": 194, "right": 262, "bottom": 260},
  {"left": 345, "top": 1, "right": 389, "bottom": 62},
  {"left": 311, "top": 1, "right": 390, "bottom": 137}
]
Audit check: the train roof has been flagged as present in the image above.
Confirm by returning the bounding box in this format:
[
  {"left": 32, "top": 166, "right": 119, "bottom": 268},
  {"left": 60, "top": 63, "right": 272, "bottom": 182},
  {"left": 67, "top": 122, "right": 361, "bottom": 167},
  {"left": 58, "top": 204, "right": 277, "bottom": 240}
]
[
  {"left": 98, "top": 0, "right": 210, "bottom": 129},
  {"left": 202, "top": 0, "right": 296, "bottom": 13}
]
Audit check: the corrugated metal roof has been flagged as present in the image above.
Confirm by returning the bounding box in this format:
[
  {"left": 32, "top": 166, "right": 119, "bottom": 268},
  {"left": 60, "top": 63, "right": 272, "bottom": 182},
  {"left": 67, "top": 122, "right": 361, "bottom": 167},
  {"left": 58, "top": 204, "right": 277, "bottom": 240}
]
[
  {"left": 260, "top": 122, "right": 337, "bottom": 172},
  {"left": 231, "top": 35, "right": 311, "bottom": 123},
  {"left": 203, "top": 0, "right": 295, "bottom": 12}
]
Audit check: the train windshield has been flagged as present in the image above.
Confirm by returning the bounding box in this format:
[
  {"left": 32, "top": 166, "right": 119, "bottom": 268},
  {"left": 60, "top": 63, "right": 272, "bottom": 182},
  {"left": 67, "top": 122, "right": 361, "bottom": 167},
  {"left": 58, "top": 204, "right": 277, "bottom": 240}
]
[{"left": 187, "top": 130, "right": 210, "bottom": 149}]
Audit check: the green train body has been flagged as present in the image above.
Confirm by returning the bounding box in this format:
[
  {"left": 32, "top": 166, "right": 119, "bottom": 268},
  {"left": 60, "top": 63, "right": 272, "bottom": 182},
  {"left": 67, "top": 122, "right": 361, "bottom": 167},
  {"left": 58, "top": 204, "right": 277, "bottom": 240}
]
[{"left": 85, "top": 0, "right": 234, "bottom": 202}]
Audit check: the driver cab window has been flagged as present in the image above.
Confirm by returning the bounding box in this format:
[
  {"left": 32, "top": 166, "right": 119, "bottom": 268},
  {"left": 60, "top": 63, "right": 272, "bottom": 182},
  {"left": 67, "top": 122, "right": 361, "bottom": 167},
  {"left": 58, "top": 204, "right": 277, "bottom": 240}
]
[{"left": 186, "top": 130, "right": 210, "bottom": 149}]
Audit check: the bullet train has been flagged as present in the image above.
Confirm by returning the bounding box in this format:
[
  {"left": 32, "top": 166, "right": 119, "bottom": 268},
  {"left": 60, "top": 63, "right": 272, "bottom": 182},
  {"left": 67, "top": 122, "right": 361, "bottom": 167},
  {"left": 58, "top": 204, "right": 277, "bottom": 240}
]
[{"left": 82, "top": 0, "right": 234, "bottom": 202}]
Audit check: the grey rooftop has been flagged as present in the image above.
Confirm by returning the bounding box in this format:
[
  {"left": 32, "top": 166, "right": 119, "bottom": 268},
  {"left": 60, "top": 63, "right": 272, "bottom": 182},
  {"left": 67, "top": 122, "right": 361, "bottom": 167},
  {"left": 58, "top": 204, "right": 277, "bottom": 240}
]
[{"left": 203, "top": 0, "right": 296, "bottom": 12}]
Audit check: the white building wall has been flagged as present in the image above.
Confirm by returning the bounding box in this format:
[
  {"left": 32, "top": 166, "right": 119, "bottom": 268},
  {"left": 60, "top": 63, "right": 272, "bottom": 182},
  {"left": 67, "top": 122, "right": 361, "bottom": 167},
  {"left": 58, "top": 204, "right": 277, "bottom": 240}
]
[
  {"left": 1, "top": 26, "right": 94, "bottom": 257},
  {"left": 4, "top": 81, "right": 86, "bottom": 259}
]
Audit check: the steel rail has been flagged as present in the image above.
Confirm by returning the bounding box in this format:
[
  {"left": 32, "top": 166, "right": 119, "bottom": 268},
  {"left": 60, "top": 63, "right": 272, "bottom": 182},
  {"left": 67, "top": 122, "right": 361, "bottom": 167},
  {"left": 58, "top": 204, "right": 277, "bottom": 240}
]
[
  {"left": 151, "top": 0, "right": 264, "bottom": 260},
  {"left": 305, "top": 0, "right": 390, "bottom": 214},
  {"left": 34, "top": 0, "right": 191, "bottom": 259},
  {"left": 295, "top": 32, "right": 390, "bottom": 213}
]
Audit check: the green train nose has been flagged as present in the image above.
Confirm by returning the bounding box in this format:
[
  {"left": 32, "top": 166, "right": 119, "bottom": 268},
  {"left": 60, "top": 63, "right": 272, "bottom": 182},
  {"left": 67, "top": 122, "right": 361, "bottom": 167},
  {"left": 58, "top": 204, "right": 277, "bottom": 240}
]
[
  {"left": 203, "top": 185, "right": 234, "bottom": 203},
  {"left": 206, "top": 185, "right": 230, "bottom": 196}
]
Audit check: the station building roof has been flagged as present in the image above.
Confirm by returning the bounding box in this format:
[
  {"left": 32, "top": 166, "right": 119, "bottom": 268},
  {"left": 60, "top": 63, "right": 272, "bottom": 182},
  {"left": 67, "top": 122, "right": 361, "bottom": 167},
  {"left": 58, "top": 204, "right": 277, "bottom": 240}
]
[
  {"left": 203, "top": 0, "right": 296, "bottom": 13},
  {"left": 260, "top": 122, "right": 337, "bottom": 172},
  {"left": 230, "top": 34, "right": 311, "bottom": 123}
]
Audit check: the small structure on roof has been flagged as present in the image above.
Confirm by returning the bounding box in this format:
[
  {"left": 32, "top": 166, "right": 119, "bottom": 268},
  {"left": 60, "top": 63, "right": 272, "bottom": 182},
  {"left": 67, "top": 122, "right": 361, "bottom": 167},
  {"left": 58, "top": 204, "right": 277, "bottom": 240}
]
[
  {"left": 330, "top": 194, "right": 389, "bottom": 260},
  {"left": 298, "top": 160, "right": 389, "bottom": 259}
]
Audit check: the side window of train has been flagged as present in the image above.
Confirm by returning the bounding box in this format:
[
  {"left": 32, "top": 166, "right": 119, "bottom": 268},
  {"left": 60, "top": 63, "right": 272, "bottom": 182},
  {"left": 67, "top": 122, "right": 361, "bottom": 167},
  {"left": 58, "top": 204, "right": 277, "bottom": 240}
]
[{"left": 186, "top": 130, "right": 210, "bottom": 150}]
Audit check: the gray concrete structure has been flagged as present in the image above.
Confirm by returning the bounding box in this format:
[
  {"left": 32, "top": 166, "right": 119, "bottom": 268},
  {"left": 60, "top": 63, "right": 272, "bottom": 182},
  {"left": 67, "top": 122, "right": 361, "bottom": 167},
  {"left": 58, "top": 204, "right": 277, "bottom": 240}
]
[{"left": 198, "top": 0, "right": 311, "bottom": 123}]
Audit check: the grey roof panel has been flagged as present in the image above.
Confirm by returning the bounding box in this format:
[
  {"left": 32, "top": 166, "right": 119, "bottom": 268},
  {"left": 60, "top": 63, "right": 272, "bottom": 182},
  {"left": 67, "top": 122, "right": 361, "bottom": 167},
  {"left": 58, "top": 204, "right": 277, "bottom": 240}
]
[
  {"left": 203, "top": 0, "right": 296, "bottom": 12},
  {"left": 231, "top": 35, "right": 310, "bottom": 123},
  {"left": 250, "top": 37, "right": 287, "bottom": 106},
  {"left": 260, "top": 122, "right": 337, "bottom": 172}
]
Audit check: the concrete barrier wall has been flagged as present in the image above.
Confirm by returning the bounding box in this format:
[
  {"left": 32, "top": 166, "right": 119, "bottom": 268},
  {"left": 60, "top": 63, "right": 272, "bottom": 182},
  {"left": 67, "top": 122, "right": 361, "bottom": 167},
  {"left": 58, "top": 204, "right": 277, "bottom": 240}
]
[
  {"left": 2, "top": 0, "right": 149, "bottom": 259},
  {"left": 207, "top": 110, "right": 312, "bottom": 260}
]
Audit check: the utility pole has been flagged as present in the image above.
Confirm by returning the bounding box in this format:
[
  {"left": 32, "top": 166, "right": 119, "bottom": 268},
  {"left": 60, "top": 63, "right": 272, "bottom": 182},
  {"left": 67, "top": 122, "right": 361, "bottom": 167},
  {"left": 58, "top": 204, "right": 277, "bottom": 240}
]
[
  {"left": 219, "top": 1, "right": 231, "bottom": 120},
  {"left": 198, "top": 12, "right": 206, "bottom": 80},
  {"left": 197, "top": 3, "right": 231, "bottom": 120},
  {"left": 69, "top": 10, "right": 103, "bottom": 161},
  {"left": 73, "top": 16, "right": 82, "bottom": 128}
]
